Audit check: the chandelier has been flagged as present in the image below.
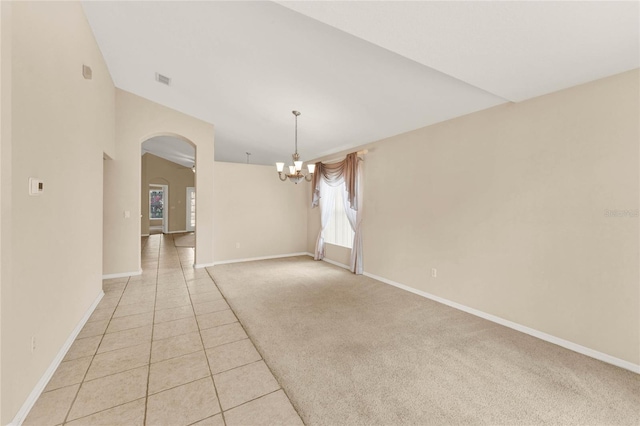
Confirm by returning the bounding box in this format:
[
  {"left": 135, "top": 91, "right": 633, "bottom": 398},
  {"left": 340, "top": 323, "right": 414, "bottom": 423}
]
[{"left": 276, "top": 111, "right": 315, "bottom": 184}]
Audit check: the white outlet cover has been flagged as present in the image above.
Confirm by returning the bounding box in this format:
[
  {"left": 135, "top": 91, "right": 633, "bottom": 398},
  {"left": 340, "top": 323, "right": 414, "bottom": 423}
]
[{"left": 29, "top": 178, "right": 44, "bottom": 195}]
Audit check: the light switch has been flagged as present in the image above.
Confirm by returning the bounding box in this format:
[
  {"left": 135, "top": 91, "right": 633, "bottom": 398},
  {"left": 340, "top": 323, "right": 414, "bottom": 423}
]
[
  {"left": 124, "top": 210, "right": 130, "bottom": 219},
  {"left": 29, "top": 178, "right": 44, "bottom": 195}
]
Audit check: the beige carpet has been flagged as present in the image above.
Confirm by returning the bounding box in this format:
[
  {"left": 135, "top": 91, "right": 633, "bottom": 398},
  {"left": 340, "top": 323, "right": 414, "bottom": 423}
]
[
  {"left": 173, "top": 232, "right": 195, "bottom": 247},
  {"left": 208, "top": 256, "right": 639, "bottom": 425}
]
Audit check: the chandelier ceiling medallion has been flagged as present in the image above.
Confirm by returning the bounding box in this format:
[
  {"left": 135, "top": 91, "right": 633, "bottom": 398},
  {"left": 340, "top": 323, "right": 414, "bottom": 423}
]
[{"left": 276, "top": 110, "right": 315, "bottom": 184}]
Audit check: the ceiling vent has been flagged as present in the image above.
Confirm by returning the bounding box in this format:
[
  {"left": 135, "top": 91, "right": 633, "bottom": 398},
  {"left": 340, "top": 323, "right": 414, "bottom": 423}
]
[{"left": 155, "top": 73, "right": 171, "bottom": 86}]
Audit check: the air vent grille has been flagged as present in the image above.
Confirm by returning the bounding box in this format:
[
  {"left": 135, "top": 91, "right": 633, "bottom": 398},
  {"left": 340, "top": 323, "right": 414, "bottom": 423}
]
[{"left": 155, "top": 73, "right": 171, "bottom": 86}]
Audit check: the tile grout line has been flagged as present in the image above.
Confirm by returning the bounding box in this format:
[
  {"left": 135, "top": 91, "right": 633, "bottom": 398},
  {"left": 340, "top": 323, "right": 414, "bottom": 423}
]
[
  {"left": 222, "top": 388, "right": 284, "bottom": 415},
  {"left": 77, "top": 355, "right": 150, "bottom": 385},
  {"left": 146, "top": 374, "right": 210, "bottom": 398},
  {"left": 60, "top": 275, "right": 132, "bottom": 425},
  {"left": 60, "top": 397, "right": 146, "bottom": 425},
  {"left": 178, "top": 237, "right": 228, "bottom": 426},
  {"left": 210, "top": 359, "right": 264, "bottom": 377},
  {"left": 201, "top": 335, "right": 252, "bottom": 352},
  {"left": 145, "top": 338, "right": 255, "bottom": 377},
  {"left": 205, "top": 267, "right": 307, "bottom": 425},
  {"left": 185, "top": 415, "right": 219, "bottom": 426},
  {"left": 102, "top": 313, "right": 155, "bottom": 330},
  {"left": 142, "top": 234, "right": 162, "bottom": 426},
  {"left": 56, "top": 331, "right": 224, "bottom": 390},
  {"left": 156, "top": 305, "right": 226, "bottom": 322}
]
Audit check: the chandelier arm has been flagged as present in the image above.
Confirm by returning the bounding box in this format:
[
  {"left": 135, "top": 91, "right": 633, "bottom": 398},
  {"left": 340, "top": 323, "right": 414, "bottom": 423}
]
[
  {"left": 278, "top": 172, "right": 288, "bottom": 182},
  {"left": 304, "top": 173, "right": 313, "bottom": 182}
]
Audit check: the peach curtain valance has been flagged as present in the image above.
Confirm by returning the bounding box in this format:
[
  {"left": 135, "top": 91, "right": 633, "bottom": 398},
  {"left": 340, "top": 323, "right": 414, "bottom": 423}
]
[{"left": 311, "top": 152, "right": 359, "bottom": 211}]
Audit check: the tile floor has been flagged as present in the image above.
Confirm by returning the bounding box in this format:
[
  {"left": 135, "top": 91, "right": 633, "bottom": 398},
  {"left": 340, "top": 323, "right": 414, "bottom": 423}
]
[{"left": 24, "top": 234, "right": 303, "bottom": 426}]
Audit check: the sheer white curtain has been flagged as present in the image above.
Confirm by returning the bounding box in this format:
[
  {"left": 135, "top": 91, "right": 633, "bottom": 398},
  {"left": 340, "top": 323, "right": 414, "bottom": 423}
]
[
  {"left": 341, "top": 163, "right": 363, "bottom": 274},
  {"left": 314, "top": 179, "right": 336, "bottom": 260}
]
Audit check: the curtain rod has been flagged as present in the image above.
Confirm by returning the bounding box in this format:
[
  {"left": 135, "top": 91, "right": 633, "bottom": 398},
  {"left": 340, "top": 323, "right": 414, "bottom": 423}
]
[{"left": 316, "top": 149, "right": 368, "bottom": 165}]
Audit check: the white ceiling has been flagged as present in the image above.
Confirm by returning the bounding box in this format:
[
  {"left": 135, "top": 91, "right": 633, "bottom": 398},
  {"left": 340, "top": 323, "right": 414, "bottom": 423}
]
[
  {"left": 278, "top": 1, "right": 640, "bottom": 102},
  {"left": 82, "top": 1, "right": 639, "bottom": 166}
]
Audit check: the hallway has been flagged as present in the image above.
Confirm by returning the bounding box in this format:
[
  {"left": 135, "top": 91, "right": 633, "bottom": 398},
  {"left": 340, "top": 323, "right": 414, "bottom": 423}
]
[{"left": 23, "top": 234, "right": 302, "bottom": 425}]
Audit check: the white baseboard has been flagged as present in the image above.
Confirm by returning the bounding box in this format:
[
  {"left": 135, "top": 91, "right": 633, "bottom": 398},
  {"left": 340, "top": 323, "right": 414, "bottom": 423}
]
[
  {"left": 212, "top": 252, "right": 311, "bottom": 266},
  {"left": 321, "top": 257, "right": 350, "bottom": 270},
  {"left": 363, "top": 271, "right": 640, "bottom": 375},
  {"left": 10, "top": 291, "right": 105, "bottom": 426},
  {"left": 102, "top": 269, "right": 142, "bottom": 279},
  {"left": 194, "top": 262, "right": 216, "bottom": 269}
]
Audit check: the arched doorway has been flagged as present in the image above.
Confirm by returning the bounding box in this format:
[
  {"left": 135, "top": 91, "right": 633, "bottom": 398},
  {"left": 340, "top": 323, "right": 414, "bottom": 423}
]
[
  {"left": 102, "top": 90, "right": 214, "bottom": 277},
  {"left": 141, "top": 135, "right": 197, "bottom": 267}
]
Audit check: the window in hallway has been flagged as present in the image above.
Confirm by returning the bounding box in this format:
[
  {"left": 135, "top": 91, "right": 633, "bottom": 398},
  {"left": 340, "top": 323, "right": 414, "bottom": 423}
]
[
  {"left": 150, "top": 188, "right": 164, "bottom": 219},
  {"left": 186, "top": 187, "right": 196, "bottom": 231}
]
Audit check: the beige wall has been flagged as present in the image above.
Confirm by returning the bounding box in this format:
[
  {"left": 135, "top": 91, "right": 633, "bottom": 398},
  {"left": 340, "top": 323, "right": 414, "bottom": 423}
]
[
  {"left": 213, "top": 162, "right": 308, "bottom": 262},
  {"left": 310, "top": 70, "right": 639, "bottom": 365},
  {"left": 141, "top": 153, "right": 194, "bottom": 235},
  {"left": 1, "top": 2, "right": 115, "bottom": 423},
  {"left": 0, "top": 2, "right": 11, "bottom": 421},
  {"left": 104, "top": 90, "right": 214, "bottom": 274}
]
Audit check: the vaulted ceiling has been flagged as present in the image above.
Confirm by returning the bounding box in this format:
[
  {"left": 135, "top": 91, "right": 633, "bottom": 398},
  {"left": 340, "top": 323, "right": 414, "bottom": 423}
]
[
  {"left": 142, "top": 136, "right": 196, "bottom": 169},
  {"left": 83, "top": 1, "right": 639, "bottom": 166}
]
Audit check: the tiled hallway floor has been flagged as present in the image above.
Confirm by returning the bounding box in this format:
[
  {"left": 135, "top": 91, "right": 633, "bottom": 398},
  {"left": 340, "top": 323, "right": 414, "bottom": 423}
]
[{"left": 24, "top": 234, "right": 303, "bottom": 426}]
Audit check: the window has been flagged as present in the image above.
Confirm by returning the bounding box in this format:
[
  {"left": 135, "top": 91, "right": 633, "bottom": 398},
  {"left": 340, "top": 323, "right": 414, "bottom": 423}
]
[
  {"left": 322, "top": 183, "right": 355, "bottom": 248},
  {"left": 186, "top": 187, "right": 195, "bottom": 231},
  {"left": 150, "top": 189, "right": 164, "bottom": 219}
]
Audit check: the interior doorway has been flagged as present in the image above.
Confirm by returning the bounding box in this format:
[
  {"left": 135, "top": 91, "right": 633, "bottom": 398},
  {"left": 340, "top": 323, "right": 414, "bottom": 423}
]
[
  {"left": 140, "top": 135, "right": 196, "bottom": 260},
  {"left": 149, "top": 184, "right": 168, "bottom": 234}
]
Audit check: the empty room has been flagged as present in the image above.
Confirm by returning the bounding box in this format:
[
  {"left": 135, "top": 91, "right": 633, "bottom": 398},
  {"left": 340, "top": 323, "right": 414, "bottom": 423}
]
[{"left": 0, "top": 1, "right": 638, "bottom": 425}]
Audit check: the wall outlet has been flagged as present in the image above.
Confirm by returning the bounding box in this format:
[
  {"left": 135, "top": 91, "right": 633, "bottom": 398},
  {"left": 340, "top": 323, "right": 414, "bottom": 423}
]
[
  {"left": 431, "top": 268, "right": 437, "bottom": 278},
  {"left": 31, "top": 336, "right": 36, "bottom": 353},
  {"left": 235, "top": 242, "right": 240, "bottom": 249},
  {"left": 29, "top": 178, "right": 44, "bottom": 195}
]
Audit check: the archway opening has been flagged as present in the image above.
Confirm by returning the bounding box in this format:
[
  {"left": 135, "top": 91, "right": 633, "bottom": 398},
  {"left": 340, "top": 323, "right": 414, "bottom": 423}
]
[{"left": 141, "top": 135, "right": 197, "bottom": 268}]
